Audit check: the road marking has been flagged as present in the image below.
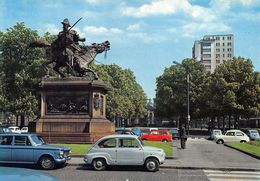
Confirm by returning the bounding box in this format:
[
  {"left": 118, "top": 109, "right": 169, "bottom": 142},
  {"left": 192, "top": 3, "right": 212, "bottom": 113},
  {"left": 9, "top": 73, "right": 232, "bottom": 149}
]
[{"left": 204, "top": 170, "right": 260, "bottom": 181}]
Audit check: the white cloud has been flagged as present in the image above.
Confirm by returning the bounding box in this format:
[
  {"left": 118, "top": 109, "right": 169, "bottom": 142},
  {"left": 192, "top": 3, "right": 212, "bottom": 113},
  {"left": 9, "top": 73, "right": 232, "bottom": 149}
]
[
  {"left": 45, "top": 24, "right": 59, "bottom": 35},
  {"left": 168, "top": 22, "right": 231, "bottom": 38},
  {"left": 127, "top": 32, "right": 166, "bottom": 43},
  {"left": 83, "top": 26, "right": 123, "bottom": 35},
  {"left": 122, "top": 0, "right": 216, "bottom": 22},
  {"left": 127, "top": 23, "right": 141, "bottom": 31}
]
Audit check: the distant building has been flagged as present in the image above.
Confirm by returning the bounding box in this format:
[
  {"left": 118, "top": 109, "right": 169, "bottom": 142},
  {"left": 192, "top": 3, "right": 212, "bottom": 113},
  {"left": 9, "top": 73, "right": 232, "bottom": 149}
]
[{"left": 192, "top": 34, "right": 234, "bottom": 72}]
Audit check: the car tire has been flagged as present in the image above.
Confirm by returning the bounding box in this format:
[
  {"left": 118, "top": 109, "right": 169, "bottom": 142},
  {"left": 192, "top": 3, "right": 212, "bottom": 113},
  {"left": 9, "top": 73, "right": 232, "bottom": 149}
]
[
  {"left": 162, "top": 139, "right": 168, "bottom": 143},
  {"left": 216, "top": 139, "right": 224, "bottom": 144},
  {"left": 240, "top": 140, "right": 246, "bottom": 143},
  {"left": 92, "top": 158, "right": 106, "bottom": 171},
  {"left": 39, "top": 156, "right": 55, "bottom": 170},
  {"left": 145, "top": 158, "right": 159, "bottom": 172}
]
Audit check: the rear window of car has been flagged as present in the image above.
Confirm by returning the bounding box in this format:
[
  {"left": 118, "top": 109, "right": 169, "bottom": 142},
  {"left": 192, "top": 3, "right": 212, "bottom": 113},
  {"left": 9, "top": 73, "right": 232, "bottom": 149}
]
[
  {"left": 236, "top": 132, "right": 244, "bottom": 136},
  {"left": 0, "top": 136, "right": 13, "bottom": 145},
  {"left": 98, "top": 138, "right": 116, "bottom": 148}
]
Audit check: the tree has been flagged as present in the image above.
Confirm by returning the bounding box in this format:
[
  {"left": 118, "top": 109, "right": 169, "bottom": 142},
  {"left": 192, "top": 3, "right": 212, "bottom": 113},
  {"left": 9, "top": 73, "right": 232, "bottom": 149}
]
[
  {"left": 155, "top": 59, "right": 209, "bottom": 124},
  {"left": 209, "top": 57, "right": 260, "bottom": 128},
  {"left": 90, "top": 64, "right": 147, "bottom": 125},
  {"left": 0, "top": 23, "right": 46, "bottom": 126}
]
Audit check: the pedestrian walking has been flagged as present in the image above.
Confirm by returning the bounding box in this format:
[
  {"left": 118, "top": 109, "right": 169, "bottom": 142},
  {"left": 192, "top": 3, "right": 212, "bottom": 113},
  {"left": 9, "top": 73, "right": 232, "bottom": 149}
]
[{"left": 179, "top": 124, "right": 187, "bottom": 149}]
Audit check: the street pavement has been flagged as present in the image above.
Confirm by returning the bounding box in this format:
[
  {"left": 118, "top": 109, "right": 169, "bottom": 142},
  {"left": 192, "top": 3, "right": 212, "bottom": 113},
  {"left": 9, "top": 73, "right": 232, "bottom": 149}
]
[
  {"left": 170, "top": 138, "right": 260, "bottom": 170},
  {"left": 43, "top": 166, "right": 209, "bottom": 181}
]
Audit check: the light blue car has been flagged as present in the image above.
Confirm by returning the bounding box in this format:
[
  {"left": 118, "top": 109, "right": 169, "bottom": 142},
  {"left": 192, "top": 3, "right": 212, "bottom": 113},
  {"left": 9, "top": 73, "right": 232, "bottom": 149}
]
[
  {"left": 247, "top": 130, "right": 260, "bottom": 141},
  {"left": 0, "top": 167, "right": 59, "bottom": 181},
  {"left": 0, "top": 133, "right": 71, "bottom": 170}
]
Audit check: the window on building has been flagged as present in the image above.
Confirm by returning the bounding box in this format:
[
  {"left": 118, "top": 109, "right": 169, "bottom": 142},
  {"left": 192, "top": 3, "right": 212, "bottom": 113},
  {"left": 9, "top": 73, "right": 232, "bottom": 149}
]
[
  {"left": 216, "top": 48, "right": 220, "bottom": 52},
  {"left": 223, "top": 54, "right": 225, "bottom": 58},
  {"left": 216, "top": 60, "right": 220, "bottom": 63},
  {"left": 227, "top": 36, "right": 232, "bottom": 40},
  {"left": 216, "top": 54, "right": 220, "bottom": 58},
  {"left": 215, "top": 37, "right": 220, "bottom": 40},
  {"left": 227, "top": 42, "right": 232, "bottom": 46},
  {"left": 222, "top": 36, "right": 225, "bottom": 40},
  {"left": 223, "top": 48, "right": 225, "bottom": 52},
  {"left": 222, "top": 43, "right": 225, "bottom": 46},
  {"left": 216, "top": 43, "right": 220, "bottom": 46},
  {"left": 203, "top": 54, "right": 211, "bottom": 58}
]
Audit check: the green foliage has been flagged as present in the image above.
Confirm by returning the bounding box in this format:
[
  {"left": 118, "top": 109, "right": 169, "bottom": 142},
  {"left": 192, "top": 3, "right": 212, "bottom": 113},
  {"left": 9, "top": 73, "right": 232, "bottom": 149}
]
[
  {"left": 209, "top": 57, "right": 260, "bottom": 117},
  {"left": 155, "top": 58, "right": 209, "bottom": 119},
  {"left": 155, "top": 57, "right": 259, "bottom": 122},
  {"left": 90, "top": 64, "right": 147, "bottom": 120},
  {"left": 0, "top": 22, "right": 46, "bottom": 116}
]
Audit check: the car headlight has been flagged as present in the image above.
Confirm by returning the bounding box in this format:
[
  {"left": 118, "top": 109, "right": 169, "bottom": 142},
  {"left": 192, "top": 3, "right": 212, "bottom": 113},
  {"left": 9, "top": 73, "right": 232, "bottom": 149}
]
[{"left": 59, "top": 151, "right": 64, "bottom": 157}]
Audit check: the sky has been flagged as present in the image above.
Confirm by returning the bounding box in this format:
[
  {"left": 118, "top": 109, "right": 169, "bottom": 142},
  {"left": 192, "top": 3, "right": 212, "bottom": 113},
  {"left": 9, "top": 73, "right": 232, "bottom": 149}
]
[{"left": 0, "top": 0, "right": 260, "bottom": 99}]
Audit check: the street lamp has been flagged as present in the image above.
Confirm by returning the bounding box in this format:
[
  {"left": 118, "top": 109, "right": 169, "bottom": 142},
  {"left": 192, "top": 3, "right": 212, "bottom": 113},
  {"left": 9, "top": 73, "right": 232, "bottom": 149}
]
[{"left": 172, "top": 61, "right": 190, "bottom": 135}]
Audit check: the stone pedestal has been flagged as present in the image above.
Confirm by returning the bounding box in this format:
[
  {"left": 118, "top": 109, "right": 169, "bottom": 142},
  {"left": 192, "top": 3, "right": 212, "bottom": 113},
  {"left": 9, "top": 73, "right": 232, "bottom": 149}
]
[{"left": 33, "top": 77, "right": 115, "bottom": 143}]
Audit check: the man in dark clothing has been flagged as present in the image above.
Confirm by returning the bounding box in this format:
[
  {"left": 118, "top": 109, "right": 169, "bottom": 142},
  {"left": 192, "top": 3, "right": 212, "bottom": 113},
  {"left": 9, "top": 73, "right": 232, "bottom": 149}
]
[{"left": 179, "top": 124, "right": 187, "bottom": 149}]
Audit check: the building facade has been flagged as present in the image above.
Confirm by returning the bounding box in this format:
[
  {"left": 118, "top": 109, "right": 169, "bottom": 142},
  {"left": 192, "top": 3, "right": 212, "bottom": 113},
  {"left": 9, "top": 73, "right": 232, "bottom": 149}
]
[{"left": 192, "top": 34, "right": 234, "bottom": 72}]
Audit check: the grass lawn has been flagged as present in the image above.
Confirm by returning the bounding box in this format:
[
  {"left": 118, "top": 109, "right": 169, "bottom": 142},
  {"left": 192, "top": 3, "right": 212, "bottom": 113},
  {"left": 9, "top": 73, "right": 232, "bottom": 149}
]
[
  {"left": 225, "top": 141, "right": 260, "bottom": 157},
  {"left": 53, "top": 141, "right": 173, "bottom": 157}
]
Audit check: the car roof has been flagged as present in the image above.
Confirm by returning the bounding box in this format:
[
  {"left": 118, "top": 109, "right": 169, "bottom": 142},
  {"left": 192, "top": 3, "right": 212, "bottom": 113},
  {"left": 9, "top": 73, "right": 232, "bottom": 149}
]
[
  {"left": 151, "top": 129, "right": 169, "bottom": 132},
  {"left": 226, "top": 129, "right": 243, "bottom": 132},
  {"left": 100, "top": 134, "right": 138, "bottom": 139},
  {"left": 0, "top": 133, "right": 37, "bottom": 136}
]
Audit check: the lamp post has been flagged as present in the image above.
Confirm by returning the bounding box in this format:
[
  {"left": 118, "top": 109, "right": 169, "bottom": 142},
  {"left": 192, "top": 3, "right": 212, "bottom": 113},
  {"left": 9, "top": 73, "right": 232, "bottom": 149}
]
[{"left": 173, "top": 61, "right": 190, "bottom": 135}]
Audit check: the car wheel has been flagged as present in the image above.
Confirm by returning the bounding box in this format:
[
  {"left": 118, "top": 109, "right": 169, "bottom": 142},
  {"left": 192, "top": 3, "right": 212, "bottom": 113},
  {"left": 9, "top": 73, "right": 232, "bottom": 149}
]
[
  {"left": 162, "top": 139, "right": 168, "bottom": 143},
  {"left": 39, "top": 156, "right": 55, "bottom": 170},
  {"left": 240, "top": 140, "right": 246, "bottom": 143},
  {"left": 145, "top": 158, "right": 159, "bottom": 172},
  {"left": 216, "top": 139, "right": 224, "bottom": 144},
  {"left": 92, "top": 158, "right": 106, "bottom": 171}
]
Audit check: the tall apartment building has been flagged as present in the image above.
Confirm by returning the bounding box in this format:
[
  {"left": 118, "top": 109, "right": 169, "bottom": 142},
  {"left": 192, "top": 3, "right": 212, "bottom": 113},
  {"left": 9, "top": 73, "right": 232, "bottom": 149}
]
[{"left": 192, "top": 34, "right": 234, "bottom": 72}]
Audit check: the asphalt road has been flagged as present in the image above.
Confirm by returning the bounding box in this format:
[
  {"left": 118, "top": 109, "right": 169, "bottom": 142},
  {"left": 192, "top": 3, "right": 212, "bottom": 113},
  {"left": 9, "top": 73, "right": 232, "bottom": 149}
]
[
  {"left": 43, "top": 166, "right": 260, "bottom": 181},
  {"left": 43, "top": 166, "right": 209, "bottom": 181}
]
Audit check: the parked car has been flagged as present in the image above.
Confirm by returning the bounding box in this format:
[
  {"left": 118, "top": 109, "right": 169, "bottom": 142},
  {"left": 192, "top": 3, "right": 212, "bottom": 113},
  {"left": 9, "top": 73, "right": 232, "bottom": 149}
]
[
  {"left": 0, "top": 167, "right": 59, "bottom": 181},
  {"left": 214, "top": 130, "right": 250, "bottom": 144},
  {"left": 246, "top": 130, "right": 260, "bottom": 141},
  {"left": 131, "top": 128, "right": 142, "bottom": 136},
  {"left": 84, "top": 135, "right": 165, "bottom": 172},
  {"left": 209, "top": 129, "right": 222, "bottom": 140},
  {"left": 3, "top": 128, "right": 12, "bottom": 133},
  {"left": 168, "top": 128, "right": 179, "bottom": 140},
  {"left": 0, "top": 133, "right": 71, "bottom": 169},
  {"left": 141, "top": 130, "right": 172, "bottom": 142},
  {"left": 21, "top": 127, "right": 28, "bottom": 133},
  {"left": 8, "top": 126, "right": 21, "bottom": 133}
]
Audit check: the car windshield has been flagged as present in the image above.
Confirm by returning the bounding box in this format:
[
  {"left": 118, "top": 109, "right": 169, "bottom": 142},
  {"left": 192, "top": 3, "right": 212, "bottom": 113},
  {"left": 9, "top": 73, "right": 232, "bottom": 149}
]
[
  {"left": 30, "top": 135, "right": 45, "bottom": 145},
  {"left": 138, "top": 137, "right": 144, "bottom": 146}
]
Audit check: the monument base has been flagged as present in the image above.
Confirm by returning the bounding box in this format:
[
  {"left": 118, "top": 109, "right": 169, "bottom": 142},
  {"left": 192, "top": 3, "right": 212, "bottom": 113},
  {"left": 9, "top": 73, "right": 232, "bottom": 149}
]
[{"left": 30, "top": 77, "right": 115, "bottom": 143}]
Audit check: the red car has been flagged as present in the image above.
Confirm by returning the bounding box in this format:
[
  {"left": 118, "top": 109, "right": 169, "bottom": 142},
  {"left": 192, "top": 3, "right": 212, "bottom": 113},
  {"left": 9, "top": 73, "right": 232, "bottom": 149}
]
[{"left": 141, "top": 130, "right": 172, "bottom": 142}]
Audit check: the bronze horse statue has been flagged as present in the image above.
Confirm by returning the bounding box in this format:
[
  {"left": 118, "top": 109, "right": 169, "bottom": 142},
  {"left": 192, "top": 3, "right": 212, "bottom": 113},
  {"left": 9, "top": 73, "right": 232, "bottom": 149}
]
[{"left": 30, "top": 39, "right": 110, "bottom": 79}]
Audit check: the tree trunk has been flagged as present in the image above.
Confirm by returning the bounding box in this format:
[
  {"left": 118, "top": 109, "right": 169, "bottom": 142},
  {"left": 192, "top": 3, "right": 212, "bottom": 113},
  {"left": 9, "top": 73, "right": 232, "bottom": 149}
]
[
  {"left": 16, "top": 115, "right": 19, "bottom": 126},
  {"left": 222, "top": 116, "right": 225, "bottom": 132},
  {"left": 228, "top": 115, "right": 231, "bottom": 129},
  {"left": 217, "top": 116, "right": 220, "bottom": 129},
  {"left": 20, "top": 115, "right": 25, "bottom": 127}
]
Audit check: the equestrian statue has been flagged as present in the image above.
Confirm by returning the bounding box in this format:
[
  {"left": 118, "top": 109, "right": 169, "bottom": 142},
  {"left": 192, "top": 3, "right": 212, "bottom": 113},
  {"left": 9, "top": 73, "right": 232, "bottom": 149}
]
[{"left": 29, "top": 18, "right": 110, "bottom": 79}]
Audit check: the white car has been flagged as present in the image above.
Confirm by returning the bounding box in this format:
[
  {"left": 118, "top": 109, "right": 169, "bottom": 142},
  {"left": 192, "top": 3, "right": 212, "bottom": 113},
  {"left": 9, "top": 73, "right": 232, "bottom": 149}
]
[
  {"left": 84, "top": 135, "right": 165, "bottom": 172},
  {"left": 8, "top": 126, "right": 21, "bottom": 134},
  {"left": 21, "top": 127, "right": 28, "bottom": 133},
  {"left": 215, "top": 129, "right": 250, "bottom": 144}
]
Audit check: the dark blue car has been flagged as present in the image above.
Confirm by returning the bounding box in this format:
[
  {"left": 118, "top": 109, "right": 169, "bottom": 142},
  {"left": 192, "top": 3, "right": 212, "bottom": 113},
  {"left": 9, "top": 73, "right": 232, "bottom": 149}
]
[{"left": 0, "top": 133, "right": 71, "bottom": 170}]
